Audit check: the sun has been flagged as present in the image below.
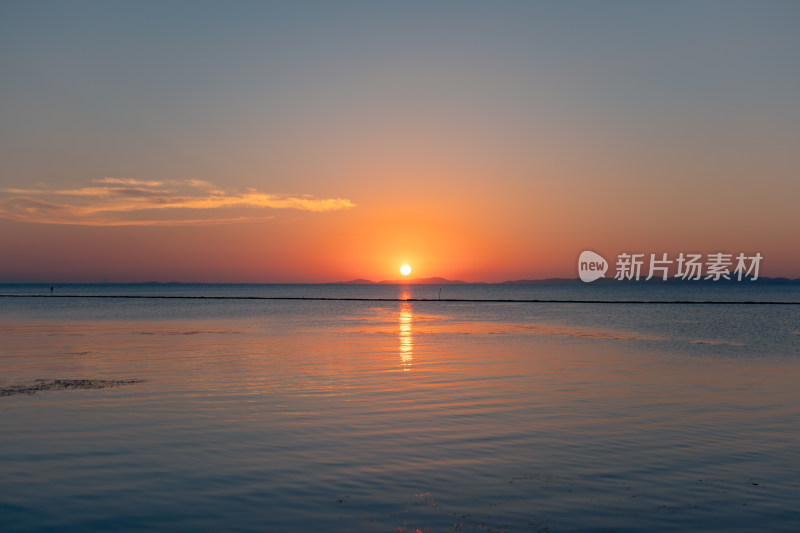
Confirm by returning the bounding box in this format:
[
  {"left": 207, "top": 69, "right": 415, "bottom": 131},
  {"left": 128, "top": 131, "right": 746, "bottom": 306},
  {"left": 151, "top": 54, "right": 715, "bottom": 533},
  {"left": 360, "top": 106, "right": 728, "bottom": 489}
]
[{"left": 400, "top": 264, "right": 412, "bottom": 276}]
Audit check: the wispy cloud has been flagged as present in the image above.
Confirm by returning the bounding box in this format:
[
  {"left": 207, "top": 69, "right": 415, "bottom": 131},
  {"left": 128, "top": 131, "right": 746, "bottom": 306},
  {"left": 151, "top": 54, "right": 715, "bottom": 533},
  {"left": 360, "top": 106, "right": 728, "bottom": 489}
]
[
  {"left": 0, "top": 178, "right": 356, "bottom": 226},
  {"left": 93, "top": 177, "right": 165, "bottom": 187}
]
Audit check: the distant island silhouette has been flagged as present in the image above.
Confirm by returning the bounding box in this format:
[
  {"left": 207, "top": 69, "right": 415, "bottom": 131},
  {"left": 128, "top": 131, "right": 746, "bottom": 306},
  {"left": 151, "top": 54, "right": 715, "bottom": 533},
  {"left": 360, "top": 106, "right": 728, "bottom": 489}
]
[
  {"left": 336, "top": 277, "right": 596, "bottom": 284},
  {"left": 336, "top": 277, "right": 597, "bottom": 285},
  {"left": 336, "top": 277, "right": 800, "bottom": 285},
  {"left": 338, "top": 277, "right": 476, "bottom": 285}
]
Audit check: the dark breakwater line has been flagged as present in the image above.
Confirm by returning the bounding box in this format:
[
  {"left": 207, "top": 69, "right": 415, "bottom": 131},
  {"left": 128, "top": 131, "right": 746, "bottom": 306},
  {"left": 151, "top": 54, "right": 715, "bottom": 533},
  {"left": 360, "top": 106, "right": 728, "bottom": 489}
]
[{"left": 1, "top": 294, "right": 798, "bottom": 304}]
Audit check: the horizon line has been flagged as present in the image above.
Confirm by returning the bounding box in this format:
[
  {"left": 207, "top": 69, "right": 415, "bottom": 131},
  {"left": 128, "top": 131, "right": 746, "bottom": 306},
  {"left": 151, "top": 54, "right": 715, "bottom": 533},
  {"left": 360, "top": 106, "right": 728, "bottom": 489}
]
[
  {"left": 2, "top": 294, "right": 799, "bottom": 305},
  {"left": 2, "top": 275, "right": 800, "bottom": 285}
]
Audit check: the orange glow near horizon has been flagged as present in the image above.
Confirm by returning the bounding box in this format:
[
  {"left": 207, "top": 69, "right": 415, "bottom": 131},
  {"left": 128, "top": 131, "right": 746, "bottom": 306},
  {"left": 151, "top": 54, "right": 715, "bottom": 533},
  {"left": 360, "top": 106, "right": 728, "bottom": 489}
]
[{"left": 0, "top": 134, "right": 797, "bottom": 282}]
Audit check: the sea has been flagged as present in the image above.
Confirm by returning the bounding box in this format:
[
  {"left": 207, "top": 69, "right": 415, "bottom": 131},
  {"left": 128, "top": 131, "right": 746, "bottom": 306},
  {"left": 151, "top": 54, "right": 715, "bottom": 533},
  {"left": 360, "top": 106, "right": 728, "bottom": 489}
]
[{"left": 1, "top": 282, "right": 799, "bottom": 532}]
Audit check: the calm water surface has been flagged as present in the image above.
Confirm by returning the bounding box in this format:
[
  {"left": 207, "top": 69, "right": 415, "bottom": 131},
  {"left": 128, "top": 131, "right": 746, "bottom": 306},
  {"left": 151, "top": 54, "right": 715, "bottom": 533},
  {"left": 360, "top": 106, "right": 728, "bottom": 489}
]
[{"left": 1, "top": 284, "right": 799, "bottom": 532}]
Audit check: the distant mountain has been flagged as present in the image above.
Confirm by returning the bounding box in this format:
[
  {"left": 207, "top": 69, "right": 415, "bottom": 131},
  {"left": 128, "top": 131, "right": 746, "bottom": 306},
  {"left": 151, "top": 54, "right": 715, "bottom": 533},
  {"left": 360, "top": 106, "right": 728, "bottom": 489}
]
[
  {"left": 379, "top": 276, "right": 480, "bottom": 284},
  {"left": 336, "top": 277, "right": 476, "bottom": 284},
  {"left": 587, "top": 276, "right": 800, "bottom": 284},
  {"left": 501, "top": 278, "right": 582, "bottom": 284},
  {"left": 336, "top": 276, "right": 800, "bottom": 285}
]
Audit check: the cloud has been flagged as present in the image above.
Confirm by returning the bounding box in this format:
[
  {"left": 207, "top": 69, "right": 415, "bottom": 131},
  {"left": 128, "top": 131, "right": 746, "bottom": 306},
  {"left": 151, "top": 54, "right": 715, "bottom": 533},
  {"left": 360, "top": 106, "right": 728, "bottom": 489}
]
[
  {"left": 0, "top": 178, "right": 356, "bottom": 226},
  {"left": 93, "top": 177, "right": 165, "bottom": 187}
]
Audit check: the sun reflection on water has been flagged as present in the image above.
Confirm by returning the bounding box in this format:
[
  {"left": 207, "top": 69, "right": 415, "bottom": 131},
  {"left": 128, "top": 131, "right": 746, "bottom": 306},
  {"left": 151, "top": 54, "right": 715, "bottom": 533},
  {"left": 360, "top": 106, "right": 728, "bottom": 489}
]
[{"left": 399, "top": 302, "right": 413, "bottom": 370}]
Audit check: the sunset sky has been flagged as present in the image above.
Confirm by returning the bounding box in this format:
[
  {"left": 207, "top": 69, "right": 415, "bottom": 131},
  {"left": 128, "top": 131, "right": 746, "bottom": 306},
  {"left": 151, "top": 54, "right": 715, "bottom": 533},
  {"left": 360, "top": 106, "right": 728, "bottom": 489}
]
[{"left": 1, "top": 1, "right": 798, "bottom": 282}]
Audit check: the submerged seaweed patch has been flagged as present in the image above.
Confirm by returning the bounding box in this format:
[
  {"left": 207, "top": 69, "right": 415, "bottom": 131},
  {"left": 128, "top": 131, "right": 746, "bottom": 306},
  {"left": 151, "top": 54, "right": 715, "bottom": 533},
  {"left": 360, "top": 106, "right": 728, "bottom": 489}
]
[{"left": 0, "top": 379, "right": 144, "bottom": 397}]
